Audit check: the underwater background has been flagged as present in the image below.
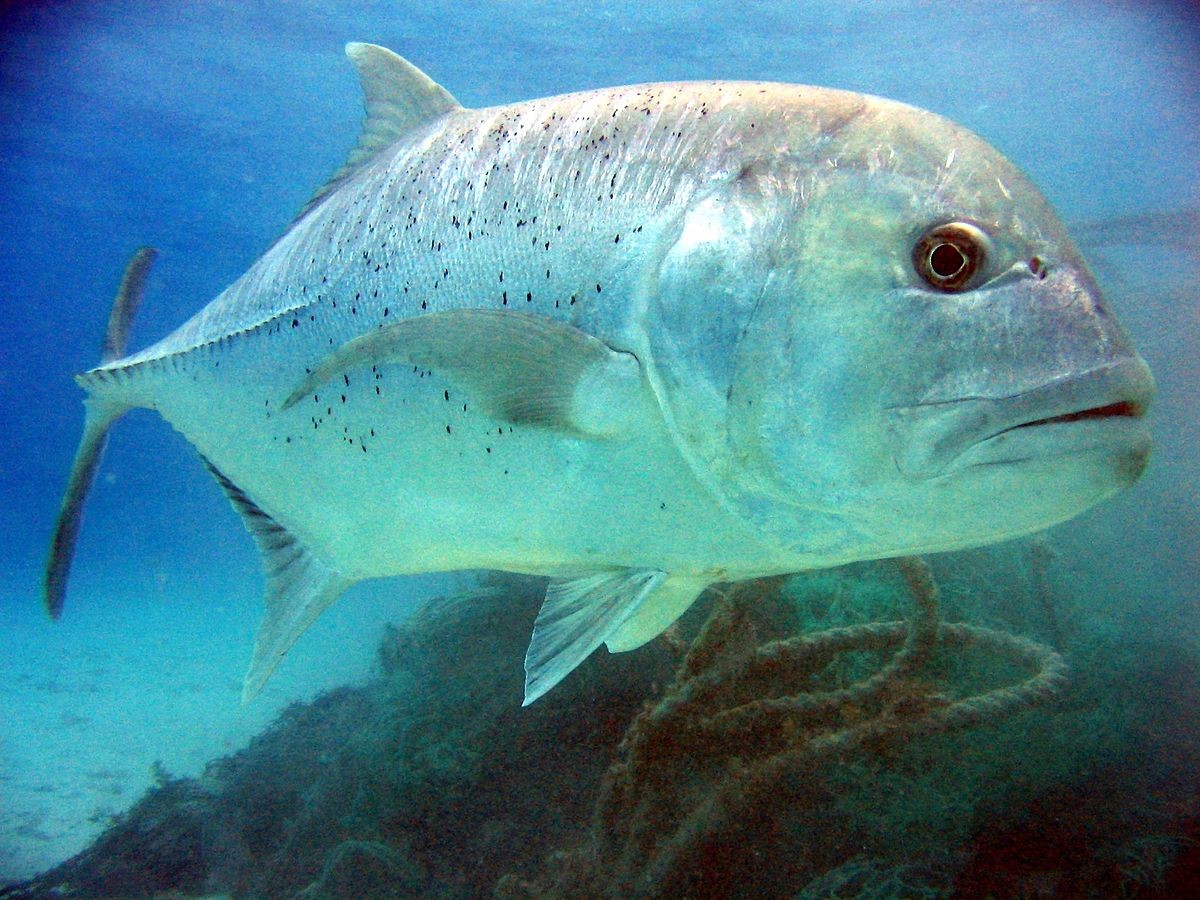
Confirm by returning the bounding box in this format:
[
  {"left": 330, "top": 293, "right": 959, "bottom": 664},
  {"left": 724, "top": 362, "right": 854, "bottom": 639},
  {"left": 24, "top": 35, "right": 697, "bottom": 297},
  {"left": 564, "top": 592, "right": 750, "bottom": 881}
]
[{"left": 0, "top": 0, "right": 1197, "bottom": 894}]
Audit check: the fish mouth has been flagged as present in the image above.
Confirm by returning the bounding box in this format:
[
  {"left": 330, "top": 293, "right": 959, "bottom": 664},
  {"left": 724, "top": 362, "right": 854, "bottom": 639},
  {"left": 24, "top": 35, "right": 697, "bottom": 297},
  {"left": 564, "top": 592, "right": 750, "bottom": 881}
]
[
  {"left": 887, "top": 358, "right": 1156, "bottom": 478},
  {"left": 992, "top": 397, "right": 1145, "bottom": 437}
]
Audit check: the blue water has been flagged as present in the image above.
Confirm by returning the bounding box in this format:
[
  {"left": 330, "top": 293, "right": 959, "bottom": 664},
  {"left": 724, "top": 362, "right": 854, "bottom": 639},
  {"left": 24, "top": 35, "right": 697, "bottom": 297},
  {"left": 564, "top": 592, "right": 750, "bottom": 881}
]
[{"left": 1, "top": 0, "right": 1197, "bottom": 889}]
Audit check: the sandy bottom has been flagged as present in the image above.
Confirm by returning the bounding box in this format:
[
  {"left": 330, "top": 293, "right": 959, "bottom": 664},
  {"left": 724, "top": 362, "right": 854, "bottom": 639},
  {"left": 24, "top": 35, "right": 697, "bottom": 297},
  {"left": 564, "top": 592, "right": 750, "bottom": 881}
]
[{"left": 0, "top": 573, "right": 465, "bottom": 882}]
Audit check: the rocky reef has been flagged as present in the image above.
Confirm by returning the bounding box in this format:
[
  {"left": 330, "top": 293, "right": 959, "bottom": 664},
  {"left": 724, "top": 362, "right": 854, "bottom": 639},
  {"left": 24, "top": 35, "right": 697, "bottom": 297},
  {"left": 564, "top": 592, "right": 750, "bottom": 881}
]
[{"left": 5, "top": 550, "right": 1199, "bottom": 898}]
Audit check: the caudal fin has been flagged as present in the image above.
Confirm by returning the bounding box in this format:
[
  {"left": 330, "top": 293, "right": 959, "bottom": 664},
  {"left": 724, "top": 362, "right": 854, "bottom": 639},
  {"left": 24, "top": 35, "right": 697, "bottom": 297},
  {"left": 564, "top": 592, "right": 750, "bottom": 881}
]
[{"left": 44, "top": 248, "right": 157, "bottom": 618}]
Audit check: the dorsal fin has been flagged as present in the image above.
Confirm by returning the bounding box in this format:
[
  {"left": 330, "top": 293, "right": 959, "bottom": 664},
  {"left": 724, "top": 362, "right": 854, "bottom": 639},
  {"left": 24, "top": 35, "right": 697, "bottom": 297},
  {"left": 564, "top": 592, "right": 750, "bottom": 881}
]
[{"left": 295, "top": 43, "right": 464, "bottom": 222}]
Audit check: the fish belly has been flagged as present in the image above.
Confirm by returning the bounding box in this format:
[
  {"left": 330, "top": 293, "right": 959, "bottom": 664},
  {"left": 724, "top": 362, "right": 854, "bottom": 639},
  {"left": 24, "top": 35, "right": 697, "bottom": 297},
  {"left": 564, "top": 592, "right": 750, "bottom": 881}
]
[{"left": 147, "top": 324, "right": 775, "bottom": 583}]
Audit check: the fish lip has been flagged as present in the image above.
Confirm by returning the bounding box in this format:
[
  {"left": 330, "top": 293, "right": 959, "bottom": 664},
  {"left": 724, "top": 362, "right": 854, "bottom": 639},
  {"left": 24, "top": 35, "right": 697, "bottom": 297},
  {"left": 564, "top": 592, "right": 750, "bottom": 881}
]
[
  {"left": 954, "top": 412, "right": 1152, "bottom": 475},
  {"left": 886, "top": 357, "right": 1156, "bottom": 478},
  {"left": 974, "top": 376, "right": 1152, "bottom": 445}
]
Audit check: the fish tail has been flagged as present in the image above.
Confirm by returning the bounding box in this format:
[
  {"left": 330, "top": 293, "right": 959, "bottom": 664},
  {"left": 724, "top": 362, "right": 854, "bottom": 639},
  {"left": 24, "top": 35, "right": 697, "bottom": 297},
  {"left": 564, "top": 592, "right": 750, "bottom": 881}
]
[{"left": 44, "top": 247, "right": 156, "bottom": 618}]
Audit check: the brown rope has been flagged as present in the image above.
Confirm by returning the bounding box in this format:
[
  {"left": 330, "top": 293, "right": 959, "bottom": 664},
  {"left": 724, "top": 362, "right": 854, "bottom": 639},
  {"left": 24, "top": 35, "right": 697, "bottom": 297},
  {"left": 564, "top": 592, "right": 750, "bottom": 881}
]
[{"left": 580, "top": 556, "right": 1069, "bottom": 896}]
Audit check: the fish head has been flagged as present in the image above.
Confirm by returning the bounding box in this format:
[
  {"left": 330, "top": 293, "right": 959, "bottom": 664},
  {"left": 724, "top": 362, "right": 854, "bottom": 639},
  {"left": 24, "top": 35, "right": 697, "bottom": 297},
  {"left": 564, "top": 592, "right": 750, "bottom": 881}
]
[{"left": 647, "top": 91, "right": 1155, "bottom": 561}]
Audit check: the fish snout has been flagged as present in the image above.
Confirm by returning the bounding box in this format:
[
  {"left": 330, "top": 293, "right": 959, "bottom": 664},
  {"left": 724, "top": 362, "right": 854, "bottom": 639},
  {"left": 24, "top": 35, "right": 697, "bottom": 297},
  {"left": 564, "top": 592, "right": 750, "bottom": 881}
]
[{"left": 886, "top": 355, "right": 1154, "bottom": 480}]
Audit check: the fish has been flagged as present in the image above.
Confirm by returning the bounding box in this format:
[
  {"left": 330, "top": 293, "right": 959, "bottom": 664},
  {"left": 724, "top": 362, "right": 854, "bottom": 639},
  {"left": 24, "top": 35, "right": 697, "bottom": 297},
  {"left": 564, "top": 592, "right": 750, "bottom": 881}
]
[{"left": 46, "top": 43, "right": 1155, "bottom": 705}]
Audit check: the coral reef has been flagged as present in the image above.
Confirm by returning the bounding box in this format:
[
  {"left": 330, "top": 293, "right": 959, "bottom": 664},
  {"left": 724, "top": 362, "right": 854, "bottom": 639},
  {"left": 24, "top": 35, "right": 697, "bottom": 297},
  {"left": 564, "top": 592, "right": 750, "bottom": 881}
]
[
  {"left": 794, "top": 855, "right": 956, "bottom": 899},
  {"left": 4, "top": 576, "right": 675, "bottom": 898},
  {"left": 4, "top": 548, "right": 1199, "bottom": 898}
]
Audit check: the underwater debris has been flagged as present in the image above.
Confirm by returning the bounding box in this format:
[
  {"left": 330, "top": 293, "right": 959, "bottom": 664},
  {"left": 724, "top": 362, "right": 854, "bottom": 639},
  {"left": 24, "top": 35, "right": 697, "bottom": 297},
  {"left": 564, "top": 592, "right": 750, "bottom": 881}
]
[
  {"left": 9, "top": 557, "right": 1200, "bottom": 897},
  {"left": 296, "top": 838, "right": 426, "bottom": 898},
  {"left": 2, "top": 577, "right": 673, "bottom": 898},
  {"left": 519, "top": 557, "right": 1068, "bottom": 897},
  {"left": 0, "top": 774, "right": 212, "bottom": 898},
  {"left": 794, "top": 854, "right": 955, "bottom": 899},
  {"left": 1111, "top": 834, "right": 1198, "bottom": 894},
  {"left": 1027, "top": 536, "right": 1066, "bottom": 650}
]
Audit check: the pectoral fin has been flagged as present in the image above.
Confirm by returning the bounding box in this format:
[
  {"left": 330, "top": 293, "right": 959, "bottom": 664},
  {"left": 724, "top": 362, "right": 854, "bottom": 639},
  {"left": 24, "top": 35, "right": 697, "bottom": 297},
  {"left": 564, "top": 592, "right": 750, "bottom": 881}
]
[
  {"left": 283, "top": 309, "right": 645, "bottom": 438},
  {"left": 203, "top": 459, "right": 353, "bottom": 702},
  {"left": 523, "top": 569, "right": 666, "bottom": 705}
]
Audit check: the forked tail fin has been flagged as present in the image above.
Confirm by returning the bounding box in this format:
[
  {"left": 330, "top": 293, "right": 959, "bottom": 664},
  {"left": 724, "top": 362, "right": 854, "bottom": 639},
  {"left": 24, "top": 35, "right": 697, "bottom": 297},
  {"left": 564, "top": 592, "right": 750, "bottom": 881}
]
[{"left": 44, "top": 248, "right": 157, "bottom": 618}]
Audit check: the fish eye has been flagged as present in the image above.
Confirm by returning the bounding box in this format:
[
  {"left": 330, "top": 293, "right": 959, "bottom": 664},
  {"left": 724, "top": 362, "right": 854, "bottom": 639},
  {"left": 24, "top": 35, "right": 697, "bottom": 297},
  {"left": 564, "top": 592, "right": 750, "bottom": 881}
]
[{"left": 913, "top": 221, "right": 990, "bottom": 292}]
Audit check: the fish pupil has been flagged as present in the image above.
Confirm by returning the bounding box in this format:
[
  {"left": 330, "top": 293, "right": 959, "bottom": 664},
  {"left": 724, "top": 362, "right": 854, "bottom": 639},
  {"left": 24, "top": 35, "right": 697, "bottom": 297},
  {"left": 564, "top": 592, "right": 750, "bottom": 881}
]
[
  {"left": 929, "top": 243, "right": 966, "bottom": 278},
  {"left": 926, "top": 243, "right": 964, "bottom": 278}
]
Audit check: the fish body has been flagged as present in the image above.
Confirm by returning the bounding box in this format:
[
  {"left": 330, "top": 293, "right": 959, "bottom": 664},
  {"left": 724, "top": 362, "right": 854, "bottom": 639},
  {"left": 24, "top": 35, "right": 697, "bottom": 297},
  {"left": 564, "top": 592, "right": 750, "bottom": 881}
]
[{"left": 48, "top": 45, "right": 1154, "bottom": 703}]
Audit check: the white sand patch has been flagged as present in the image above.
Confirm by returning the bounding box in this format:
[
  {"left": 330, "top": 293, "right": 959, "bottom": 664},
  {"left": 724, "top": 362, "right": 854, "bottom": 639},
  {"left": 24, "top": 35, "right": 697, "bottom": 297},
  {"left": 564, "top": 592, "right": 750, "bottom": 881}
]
[{"left": 0, "top": 573, "right": 465, "bottom": 882}]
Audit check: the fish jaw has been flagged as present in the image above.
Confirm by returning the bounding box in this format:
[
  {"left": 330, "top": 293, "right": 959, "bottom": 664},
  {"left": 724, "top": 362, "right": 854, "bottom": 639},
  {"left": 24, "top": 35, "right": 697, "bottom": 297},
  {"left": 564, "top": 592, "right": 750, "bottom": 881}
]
[{"left": 886, "top": 356, "right": 1155, "bottom": 481}]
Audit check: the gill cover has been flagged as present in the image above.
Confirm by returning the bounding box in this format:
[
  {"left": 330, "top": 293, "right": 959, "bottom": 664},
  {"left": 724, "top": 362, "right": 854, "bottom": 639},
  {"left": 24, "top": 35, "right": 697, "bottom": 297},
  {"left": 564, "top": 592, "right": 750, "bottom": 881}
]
[{"left": 646, "top": 161, "right": 793, "bottom": 507}]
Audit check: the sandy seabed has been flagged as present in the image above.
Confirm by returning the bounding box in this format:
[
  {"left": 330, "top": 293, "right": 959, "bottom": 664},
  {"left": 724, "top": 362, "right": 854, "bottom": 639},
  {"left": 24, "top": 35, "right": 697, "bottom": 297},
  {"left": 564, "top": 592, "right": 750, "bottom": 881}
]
[{"left": 0, "top": 575, "right": 457, "bottom": 882}]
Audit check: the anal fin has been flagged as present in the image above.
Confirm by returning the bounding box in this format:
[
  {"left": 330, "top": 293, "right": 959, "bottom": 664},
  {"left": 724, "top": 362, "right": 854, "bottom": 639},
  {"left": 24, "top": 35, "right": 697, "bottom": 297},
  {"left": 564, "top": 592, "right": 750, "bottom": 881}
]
[{"left": 202, "top": 459, "right": 352, "bottom": 702}]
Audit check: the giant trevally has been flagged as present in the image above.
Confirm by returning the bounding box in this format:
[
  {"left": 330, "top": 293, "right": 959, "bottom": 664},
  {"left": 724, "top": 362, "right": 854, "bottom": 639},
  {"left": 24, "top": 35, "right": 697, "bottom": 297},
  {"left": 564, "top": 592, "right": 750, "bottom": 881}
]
[{"left": 46, "top": 44, "right": 1155, "bottom": 705}]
